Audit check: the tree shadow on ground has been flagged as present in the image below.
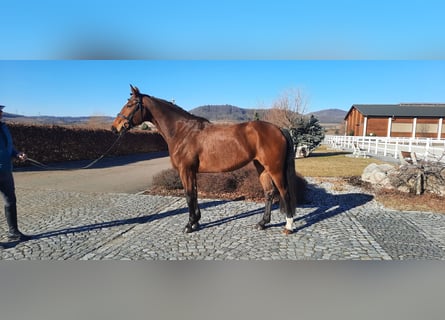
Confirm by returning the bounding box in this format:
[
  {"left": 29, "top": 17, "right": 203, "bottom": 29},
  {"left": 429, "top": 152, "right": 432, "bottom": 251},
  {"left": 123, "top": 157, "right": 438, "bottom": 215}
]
[
  {"left": 308, "top": 151, "right": 351, "bottom": 158},
  {"left": 267, "top": 182, "right": 373, "bottom": 231}
]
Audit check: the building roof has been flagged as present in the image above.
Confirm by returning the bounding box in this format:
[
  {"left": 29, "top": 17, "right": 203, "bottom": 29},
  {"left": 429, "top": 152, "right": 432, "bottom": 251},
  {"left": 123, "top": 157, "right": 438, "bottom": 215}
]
[{"left": 346, "top": 104, "right": 445, "bottom": 119}]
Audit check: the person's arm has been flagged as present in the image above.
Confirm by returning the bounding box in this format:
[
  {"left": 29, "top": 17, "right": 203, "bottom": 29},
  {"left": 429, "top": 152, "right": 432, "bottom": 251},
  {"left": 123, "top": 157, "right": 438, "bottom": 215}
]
[{"left": 12, "top": 148, "right": 27, "bottom": 162}]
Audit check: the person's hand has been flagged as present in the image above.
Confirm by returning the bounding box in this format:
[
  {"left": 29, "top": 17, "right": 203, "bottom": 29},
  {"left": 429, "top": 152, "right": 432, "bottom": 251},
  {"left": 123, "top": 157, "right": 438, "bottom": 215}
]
[{"left": 17, "top": 152, "right": 27, "bottom": 162}]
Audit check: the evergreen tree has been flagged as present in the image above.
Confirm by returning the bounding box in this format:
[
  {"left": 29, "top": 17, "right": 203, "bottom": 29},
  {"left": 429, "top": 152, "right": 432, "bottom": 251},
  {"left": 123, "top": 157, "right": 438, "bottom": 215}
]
[{"left": 289, "top": 115, "right": 324, "bottom": 152}]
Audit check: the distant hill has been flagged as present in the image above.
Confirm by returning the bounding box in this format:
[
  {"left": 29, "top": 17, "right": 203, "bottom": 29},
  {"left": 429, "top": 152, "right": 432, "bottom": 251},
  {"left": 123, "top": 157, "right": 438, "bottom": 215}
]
[
  {"left": 190, "top": 105, "right": 347, "bottom": 123},
  {"left": 2, "top": 106, "right": 347, "bottom": 127},
  {"left": 2, "top": 112, "right": 25, "bottom": 119},
  {"left": 308, "top": 109, "right": 347, "bottom": 123},
  {"left": 3, "top": 112, "right": 114, "bottom": 126},
  {"left": 190, "top": 105, "right": 268, "bottom": 122}
]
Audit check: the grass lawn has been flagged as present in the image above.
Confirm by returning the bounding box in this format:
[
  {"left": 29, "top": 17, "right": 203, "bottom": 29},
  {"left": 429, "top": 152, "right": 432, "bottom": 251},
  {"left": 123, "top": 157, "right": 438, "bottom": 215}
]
[{"left": 295, "top": 145, "right": 388, "bottom": 177}]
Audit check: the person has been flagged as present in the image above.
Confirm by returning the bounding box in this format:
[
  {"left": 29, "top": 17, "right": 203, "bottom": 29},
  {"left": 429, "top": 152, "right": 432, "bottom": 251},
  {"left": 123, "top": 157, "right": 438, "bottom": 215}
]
[{"left": 0, "top": 105, "right": 30, "bottom": 241}]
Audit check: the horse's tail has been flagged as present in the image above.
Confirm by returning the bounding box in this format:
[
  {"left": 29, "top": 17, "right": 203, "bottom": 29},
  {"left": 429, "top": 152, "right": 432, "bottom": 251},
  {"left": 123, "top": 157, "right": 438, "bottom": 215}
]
[{"left": 280, "top": 128, "right": 299, "bottom": 216}]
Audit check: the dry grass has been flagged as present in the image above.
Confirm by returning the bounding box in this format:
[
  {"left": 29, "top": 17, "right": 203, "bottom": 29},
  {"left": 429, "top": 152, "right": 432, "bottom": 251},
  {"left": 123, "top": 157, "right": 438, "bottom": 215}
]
[
  {"left": 345, "top": 176, "right": 445, "bottom": 214},
  {"left": 374, "top": 190, "right": 445, "bottom": 213}
]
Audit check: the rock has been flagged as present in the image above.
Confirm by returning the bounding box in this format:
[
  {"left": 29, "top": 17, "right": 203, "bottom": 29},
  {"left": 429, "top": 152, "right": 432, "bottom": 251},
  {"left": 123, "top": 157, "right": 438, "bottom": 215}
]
[
  {"left": 362, "top": 161, "right": 445, "bottom": 197},
  {"left": 362, "top": 163, "right": 396, "bottom": 188}
]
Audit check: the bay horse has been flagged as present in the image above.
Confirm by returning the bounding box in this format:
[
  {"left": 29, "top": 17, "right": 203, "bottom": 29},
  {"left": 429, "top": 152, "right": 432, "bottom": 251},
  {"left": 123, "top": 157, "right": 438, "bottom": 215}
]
[{"left": 112, "top": 85, "right": 299, "bottom": 234}]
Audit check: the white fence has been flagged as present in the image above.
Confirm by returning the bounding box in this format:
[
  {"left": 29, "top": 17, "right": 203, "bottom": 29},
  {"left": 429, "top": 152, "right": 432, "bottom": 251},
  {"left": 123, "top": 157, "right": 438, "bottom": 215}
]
[{"left": 325, "top": 135, "right": 445, "bottom": 163}]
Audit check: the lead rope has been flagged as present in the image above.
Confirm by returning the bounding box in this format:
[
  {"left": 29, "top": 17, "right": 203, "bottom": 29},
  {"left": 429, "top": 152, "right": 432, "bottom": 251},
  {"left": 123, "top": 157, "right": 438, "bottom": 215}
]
[{"left": 25, "top": 132, "right": 126, "bottom": 171}]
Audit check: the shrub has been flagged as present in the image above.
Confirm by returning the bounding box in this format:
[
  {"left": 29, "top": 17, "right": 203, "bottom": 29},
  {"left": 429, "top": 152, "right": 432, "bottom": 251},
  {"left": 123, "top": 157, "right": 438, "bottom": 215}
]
[
  {"left": 9, "top": 123, "right": 167, "bottom": 166},
  {"left": 150, "top": 163, "right": 307, "bottom": 203},
  {"left": 197, "top": 164, "right": 263, "bottom": 196},
  {"left": 152, "top": 168, "right": 183, "bottom": 190}
]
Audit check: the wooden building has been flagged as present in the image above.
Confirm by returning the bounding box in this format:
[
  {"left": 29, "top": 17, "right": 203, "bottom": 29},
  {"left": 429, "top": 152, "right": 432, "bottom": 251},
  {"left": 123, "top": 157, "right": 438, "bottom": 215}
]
[{"left": 344, "top": 104, "right": 445, "bottom": 139}]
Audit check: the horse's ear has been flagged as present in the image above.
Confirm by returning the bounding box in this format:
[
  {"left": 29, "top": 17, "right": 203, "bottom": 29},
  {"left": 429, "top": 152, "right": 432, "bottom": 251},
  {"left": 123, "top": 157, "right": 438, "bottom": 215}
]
[{"left": 130, "top": 84, "right": 140, "bottom": 97}]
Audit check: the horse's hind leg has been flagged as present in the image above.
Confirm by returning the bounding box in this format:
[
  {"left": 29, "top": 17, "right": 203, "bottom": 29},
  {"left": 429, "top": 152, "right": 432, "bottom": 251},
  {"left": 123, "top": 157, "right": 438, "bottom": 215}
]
[
  {"left": 179, "top": 167, "right": 201, "bottom": 233},
  {"left": 254, "top": 161, "right": 276, "bottom": 230},
  {"left": 267, "top": 170, "right": 294, "bottom": 234}
]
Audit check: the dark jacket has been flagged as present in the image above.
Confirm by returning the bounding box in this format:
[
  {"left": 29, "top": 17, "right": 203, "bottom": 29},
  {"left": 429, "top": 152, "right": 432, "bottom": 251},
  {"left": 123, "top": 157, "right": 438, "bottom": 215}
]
[{"left": 0, "top": 122, "right": 18, "bottom": 173}]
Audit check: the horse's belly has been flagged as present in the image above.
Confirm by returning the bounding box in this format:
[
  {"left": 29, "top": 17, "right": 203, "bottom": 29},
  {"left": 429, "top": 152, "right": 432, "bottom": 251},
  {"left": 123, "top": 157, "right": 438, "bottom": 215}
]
[
  {"left": 198, "top": 160, "right": 251, "bottom": 173},
  {"left": 198, "top": 150, "right": 252, "bottom": 173}
]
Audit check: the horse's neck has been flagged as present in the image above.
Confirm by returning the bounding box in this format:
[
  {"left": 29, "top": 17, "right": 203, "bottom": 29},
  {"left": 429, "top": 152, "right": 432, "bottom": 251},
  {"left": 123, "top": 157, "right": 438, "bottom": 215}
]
[{"left": 145, "top": 98, "right": 192, "bottom": 143}]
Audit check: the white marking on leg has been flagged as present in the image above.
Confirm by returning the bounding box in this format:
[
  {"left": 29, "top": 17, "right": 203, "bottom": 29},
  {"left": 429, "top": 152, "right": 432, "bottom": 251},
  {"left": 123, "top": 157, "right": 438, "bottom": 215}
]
[{"left": 285, "top": 217, "right": 293, "bottom": 231}]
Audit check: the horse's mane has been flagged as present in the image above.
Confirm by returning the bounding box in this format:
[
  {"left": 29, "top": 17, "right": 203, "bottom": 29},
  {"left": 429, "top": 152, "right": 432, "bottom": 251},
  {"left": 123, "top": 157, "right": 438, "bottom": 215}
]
[{"left": 147, "top": 95, "right": 211, "bottom": 124}]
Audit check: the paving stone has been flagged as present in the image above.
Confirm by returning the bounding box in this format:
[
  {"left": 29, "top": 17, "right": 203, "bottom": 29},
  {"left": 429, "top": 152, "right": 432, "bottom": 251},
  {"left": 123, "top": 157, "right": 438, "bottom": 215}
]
[{"left": 0, "top": 178, "right": 444, "bottom": 260}]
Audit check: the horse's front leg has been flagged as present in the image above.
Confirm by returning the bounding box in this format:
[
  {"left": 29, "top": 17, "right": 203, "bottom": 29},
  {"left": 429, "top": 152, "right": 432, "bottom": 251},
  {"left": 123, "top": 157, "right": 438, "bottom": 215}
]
[
  {"left": 179, "top": 168, "right": 201, "bottom": 233},
  {"left": 184, "top": 193, "right": 201, "bottom": 233}
]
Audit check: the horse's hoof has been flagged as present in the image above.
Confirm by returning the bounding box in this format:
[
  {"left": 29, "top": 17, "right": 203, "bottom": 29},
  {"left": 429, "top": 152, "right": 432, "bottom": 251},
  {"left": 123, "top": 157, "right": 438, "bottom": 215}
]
[
  {"left": 255, "top": 223, "right": 266, "bottom": 230},
  {"left": 282, "top": 228, "right": 293, "bottom": 235},
  {"left": 183, "top": 225, "right": 193, "bottom": 233},
  {"left": 183, "top": 223, "right": 200, "bottom": 233}
]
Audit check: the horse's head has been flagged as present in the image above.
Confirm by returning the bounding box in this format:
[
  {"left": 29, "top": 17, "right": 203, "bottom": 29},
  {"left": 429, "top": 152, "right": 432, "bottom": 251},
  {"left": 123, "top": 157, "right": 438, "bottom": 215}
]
[{"left": 112, "top": 85, "right": 149, "bottom": 135}]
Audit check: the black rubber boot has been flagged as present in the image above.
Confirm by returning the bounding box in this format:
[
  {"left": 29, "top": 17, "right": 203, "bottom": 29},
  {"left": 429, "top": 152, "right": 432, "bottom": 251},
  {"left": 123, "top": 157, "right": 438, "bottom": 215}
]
[{"left": 5, "top": 205, "right": 30, "bottom": 241}]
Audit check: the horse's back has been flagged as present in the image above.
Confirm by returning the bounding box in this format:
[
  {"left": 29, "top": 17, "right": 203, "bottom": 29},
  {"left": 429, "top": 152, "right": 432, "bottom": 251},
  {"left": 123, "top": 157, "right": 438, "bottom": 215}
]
[
  {"left": 194, "top": 121, "right": 286, "bottom": 173},
  {"left": 203, "top": 120, "right": 285, "bottom": 151}
]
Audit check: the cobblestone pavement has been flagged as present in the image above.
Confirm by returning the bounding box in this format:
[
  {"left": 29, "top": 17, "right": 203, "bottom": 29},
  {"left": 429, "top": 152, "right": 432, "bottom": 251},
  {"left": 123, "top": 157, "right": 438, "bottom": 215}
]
[{"left": 1, "top": 178, "right": 444, "bottom": 260}]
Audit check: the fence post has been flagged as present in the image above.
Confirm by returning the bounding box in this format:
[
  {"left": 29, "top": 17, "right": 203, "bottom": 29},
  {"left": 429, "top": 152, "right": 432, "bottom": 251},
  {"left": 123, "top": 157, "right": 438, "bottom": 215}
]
[
  {"left": 425, "top": 139, "right": 430, "bottom": 161},
  {"left": 359, "top": 137, "right": 365, "bottom": 149},
  {"left": 383, "top": 139, "right": 388, "bottom": 157}
]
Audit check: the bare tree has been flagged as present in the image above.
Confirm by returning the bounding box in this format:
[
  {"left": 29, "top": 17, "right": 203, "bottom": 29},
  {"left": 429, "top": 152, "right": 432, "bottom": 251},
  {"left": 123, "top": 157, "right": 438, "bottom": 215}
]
[
  {"left": 263, "top": 88, "right": 308, "bottom": 129},
  {"left": 263, "top": 88, "right": 324, "bottom": 152}
]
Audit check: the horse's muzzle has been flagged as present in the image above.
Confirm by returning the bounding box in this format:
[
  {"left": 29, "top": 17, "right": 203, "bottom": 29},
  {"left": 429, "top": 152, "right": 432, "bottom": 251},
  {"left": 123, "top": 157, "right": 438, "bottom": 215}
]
[{"left": 111, "top": 125, "right": 125, "bottom": 135}]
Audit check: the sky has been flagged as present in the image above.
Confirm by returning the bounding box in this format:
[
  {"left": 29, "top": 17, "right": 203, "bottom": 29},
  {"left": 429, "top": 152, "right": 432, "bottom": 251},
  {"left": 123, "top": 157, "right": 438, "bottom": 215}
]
[
  {"left": 1, "top": 0, "right": 445, "bottom": 117},
  {"left": 1, "top": 60, "right": 445, "bottom": 117}
]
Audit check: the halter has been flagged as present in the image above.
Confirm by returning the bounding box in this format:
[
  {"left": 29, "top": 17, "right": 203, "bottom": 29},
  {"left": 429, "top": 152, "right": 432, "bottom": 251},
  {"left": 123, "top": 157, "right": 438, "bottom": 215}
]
[{"left": 117, "top": 97, "right": 144, "bottom": 130}]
